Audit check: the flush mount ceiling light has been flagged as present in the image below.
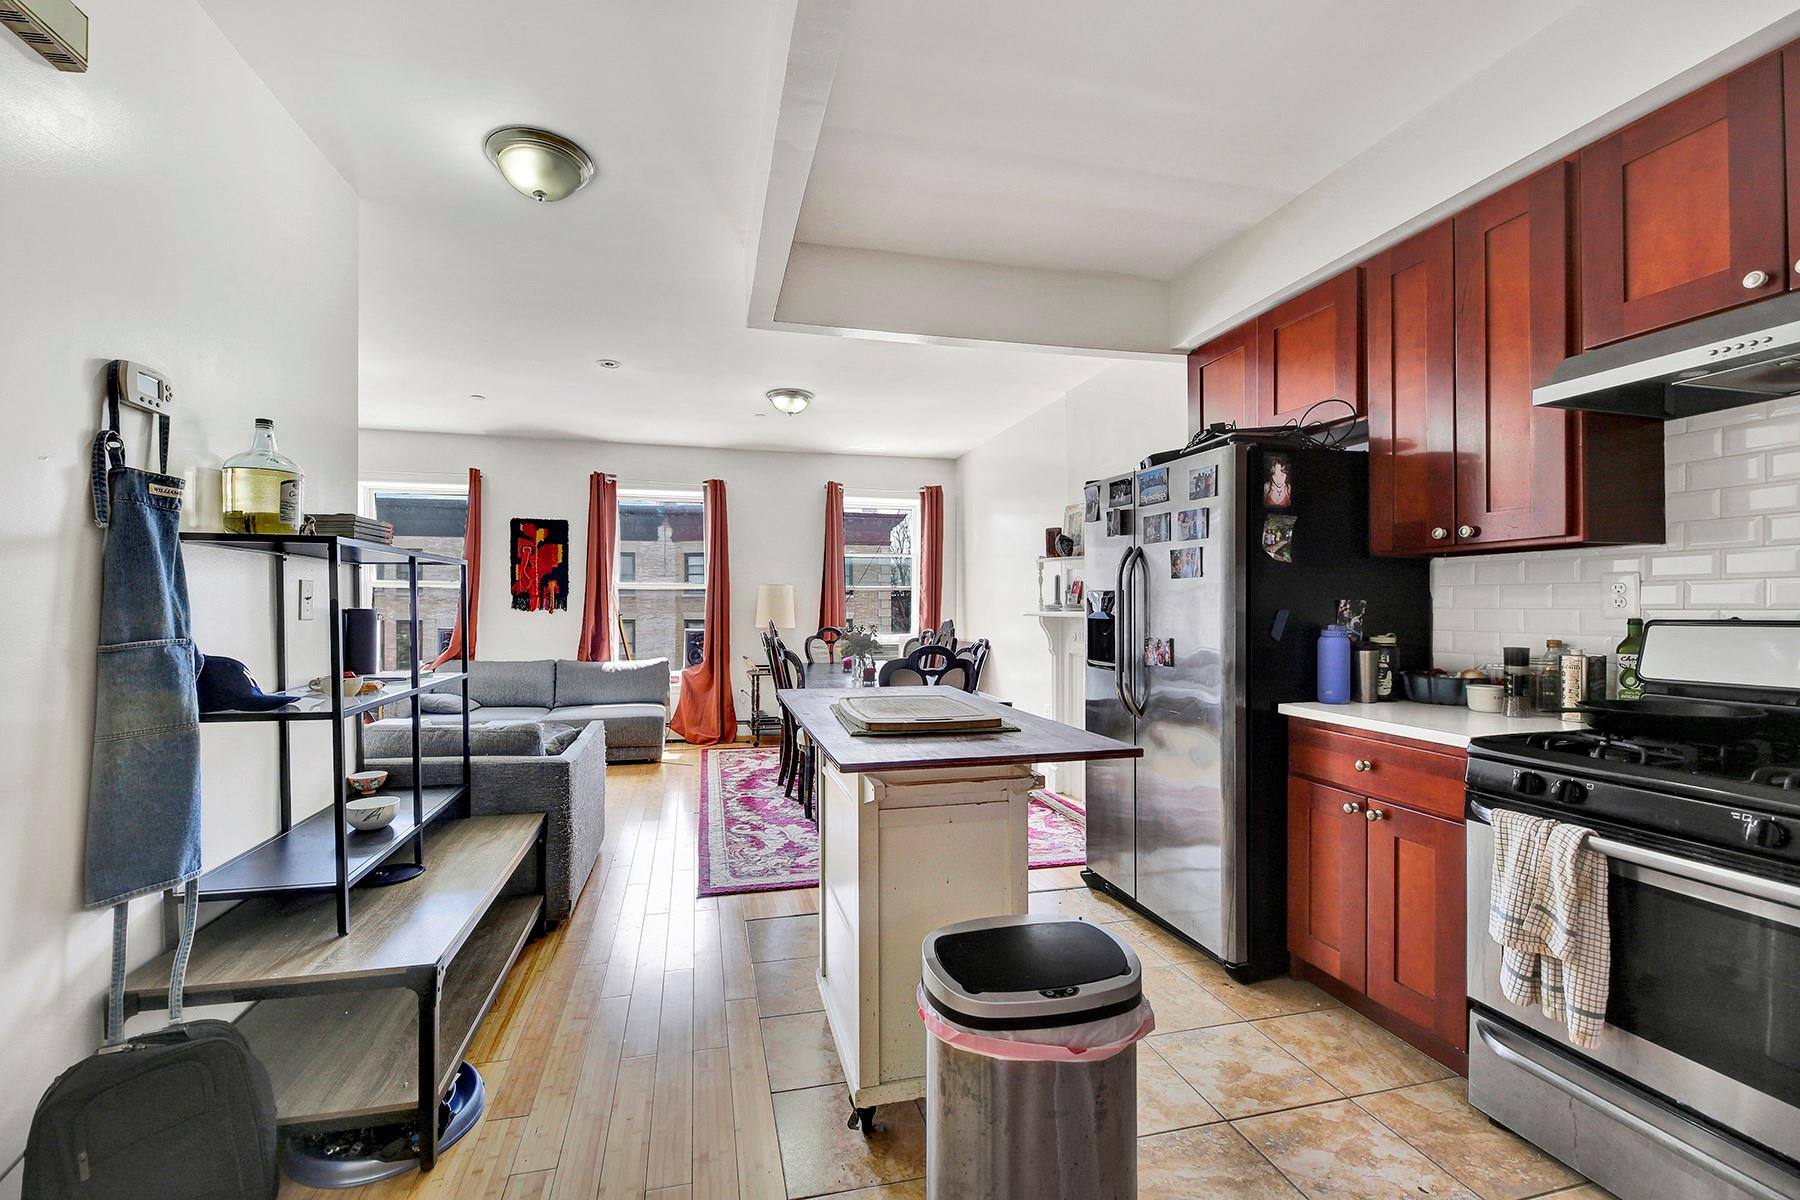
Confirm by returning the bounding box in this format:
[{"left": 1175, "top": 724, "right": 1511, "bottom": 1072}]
[
  {"left": 766, "top": 387, "right": 813, "bottom": 416},
  {"left": 483, "top": 126, "right": 594, "bottom": 202},
  {"left": 596, "top": 359, "right": 621, "bottom": 370}
]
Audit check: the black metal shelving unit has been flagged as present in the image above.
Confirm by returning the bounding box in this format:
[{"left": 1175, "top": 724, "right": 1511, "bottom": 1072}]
[{"left": 182, "top": 532, "right": 471, "bottom": 934}]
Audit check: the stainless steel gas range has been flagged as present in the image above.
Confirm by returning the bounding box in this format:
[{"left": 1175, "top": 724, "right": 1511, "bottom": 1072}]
[{"left": 1465, "top": 620, "right": 1800, "bottom": 1200}]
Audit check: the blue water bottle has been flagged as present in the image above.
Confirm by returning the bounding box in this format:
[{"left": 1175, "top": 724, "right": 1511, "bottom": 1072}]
[{"left": 1317, "top": 624, "right": 1352, "bottom": 704}]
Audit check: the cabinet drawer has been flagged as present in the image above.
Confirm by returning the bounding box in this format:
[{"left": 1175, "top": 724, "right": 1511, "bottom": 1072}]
[{"left": 1288, "top": 723, "right": 1465, "bottom": 820}]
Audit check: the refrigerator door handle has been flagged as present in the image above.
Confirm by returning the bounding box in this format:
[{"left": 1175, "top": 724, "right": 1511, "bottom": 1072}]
[
  {"left": 1114, "top": 547, "right": 1135, "bottom": 713},
  {"left": 1130, "top": 546, "right": 1150, "bottom": 714}
]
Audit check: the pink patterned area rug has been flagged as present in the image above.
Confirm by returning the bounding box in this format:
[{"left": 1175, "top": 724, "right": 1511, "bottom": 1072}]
[{"left": 698, "top": 747, "right": 1086, "bottom": 897}]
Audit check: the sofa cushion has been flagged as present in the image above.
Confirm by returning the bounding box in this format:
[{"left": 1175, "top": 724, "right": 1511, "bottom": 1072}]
[
  {"left": 419, "top": 691, "right": 473, "bottom": 715},
  {"left": 467, "top": 705, "right": 553, "bottom": 724},
  {"left": 468, "top": 659, "right": 557, "bottom": 708},
  {"left": 555, "top": 658, "right": 672, "bottom": 708},
  {"left": 549, "top": 702, "right": 668, "bottom": 746},
  {"left": 365, "top": 719, "right": 545, "bottom": 759},
  {"left": 541, "top": 722, "right": 583, "bottom": 756}
]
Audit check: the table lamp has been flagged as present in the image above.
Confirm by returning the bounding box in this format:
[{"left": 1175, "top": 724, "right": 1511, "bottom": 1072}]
[{"left": 755, "top": 583, "right": 797, "bottom": 634}]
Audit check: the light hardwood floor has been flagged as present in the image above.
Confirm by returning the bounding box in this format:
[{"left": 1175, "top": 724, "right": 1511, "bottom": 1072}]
[{"left": 278, "top": 744, "right": 1606, "bottom": 1200}]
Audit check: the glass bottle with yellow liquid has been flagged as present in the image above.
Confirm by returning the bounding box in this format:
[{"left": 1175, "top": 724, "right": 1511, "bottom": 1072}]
[{"left": 222, "top": 418, "right": 305, "bottom": 534}]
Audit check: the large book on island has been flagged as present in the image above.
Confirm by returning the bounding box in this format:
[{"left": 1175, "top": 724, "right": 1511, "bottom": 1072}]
[{"left": 831, "top": 692, "right": 1005, "bottom": 736}]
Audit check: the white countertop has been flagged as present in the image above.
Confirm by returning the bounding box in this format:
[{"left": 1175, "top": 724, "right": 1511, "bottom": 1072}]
[{"left": 1278, "top": 700, "right": 1575, "bottom": 750}]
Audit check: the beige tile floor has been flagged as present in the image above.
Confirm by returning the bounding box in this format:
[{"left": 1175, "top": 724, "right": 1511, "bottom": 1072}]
[{"left": 276, "top": 746, "right": 1610, "bottom": 1200}]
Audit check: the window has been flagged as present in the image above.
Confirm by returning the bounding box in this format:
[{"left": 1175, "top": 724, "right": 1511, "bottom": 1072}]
[
  {"left": 357, "top": 484, "right": 469, "bottom": 671},
  {"left": 843, "top": 498, "right": 918, "bottom": 641},
  {"left": 615, "top": 489, "right": 707, "bottom": 677}
]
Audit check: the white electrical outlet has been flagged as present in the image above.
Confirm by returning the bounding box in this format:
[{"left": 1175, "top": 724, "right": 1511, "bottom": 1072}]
[
  {"left": 298, "top": 579, "right": 314, "bottom": 621},
  {"left": 1603, "top": 571, "right": 1639, "bottom": 618}
]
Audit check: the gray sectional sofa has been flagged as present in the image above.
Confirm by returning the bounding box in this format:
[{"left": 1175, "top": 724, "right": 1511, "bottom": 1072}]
[{"left": 418, "top": 657, "right": 671, "bottom": 763}]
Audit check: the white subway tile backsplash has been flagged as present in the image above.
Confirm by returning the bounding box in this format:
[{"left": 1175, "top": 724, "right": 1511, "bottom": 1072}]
[{"left": 1428, "top": 397, "right": 1800, "bottom": 670}]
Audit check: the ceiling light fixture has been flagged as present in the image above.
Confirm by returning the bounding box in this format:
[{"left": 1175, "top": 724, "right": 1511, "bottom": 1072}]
[
  {"left": 766, "top": 387, "right": 813, "bottom": 416},
  {"left": 597, "top": 359, "right": 621, "bottom": 370},
  {"left": 469, "top": 393, "right": 487, "bottom": 402},
  {"left": 483, "top": 126, "right": 595, "bottom": 202}
]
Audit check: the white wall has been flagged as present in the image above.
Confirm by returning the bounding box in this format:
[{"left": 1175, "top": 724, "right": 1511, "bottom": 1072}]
[
  {"left": 956, "top": 361, "right": 1187, "bottom": 715},
  {"left": 0, "top": 0, "right": 359, "bottom": 1188},
  {"left": 1169, "top": 0, "right": 1800, "bottom": 350},
  {"left": 1431, "top": 397, "right": 1800, "bottom": 672},
  {"left": 358, "top": 430, "right": 958, "bottom": 722}
]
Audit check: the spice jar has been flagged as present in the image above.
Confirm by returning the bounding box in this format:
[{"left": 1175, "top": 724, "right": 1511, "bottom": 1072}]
[{"left": 1502, "top": 646, "right": 1534, "bottom": 718}]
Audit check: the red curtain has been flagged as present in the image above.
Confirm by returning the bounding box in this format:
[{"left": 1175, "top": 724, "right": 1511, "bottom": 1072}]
[
  {"left": 817, "top": 481, "right": 845, "bottom": 632},
  {"left": 919, "top": 484, "right": 945, "bottom": 633},
  {"left": 670, "top": 479, "right": 737, "bottom": 745},
  {"left": 428, "top": 467, "right": 482, "bottom": 668},
  {"left": 577, "top": 472, "right": 618, "bottom": 661}
]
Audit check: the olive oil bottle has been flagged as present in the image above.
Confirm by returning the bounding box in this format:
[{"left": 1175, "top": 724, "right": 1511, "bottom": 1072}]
[
  {"left": 221, "top": 418, "right": 304, "bottom": 534},
  {"left": 1615, "top": 618, "right": 1645, "bottom": 700}
]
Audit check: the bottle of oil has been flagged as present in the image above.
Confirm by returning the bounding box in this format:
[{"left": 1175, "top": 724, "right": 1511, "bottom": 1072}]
[
  {"left": 221, "top": 418, "right": 304, "bottom": 534},
  {"left": 1615, "top": 618, "right": 1646, "bottom": 700}
]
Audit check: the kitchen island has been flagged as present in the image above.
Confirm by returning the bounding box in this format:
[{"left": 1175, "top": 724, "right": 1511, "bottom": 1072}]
[{"left": 776, "top": 685, "right": 1138, "bottom": 1128}]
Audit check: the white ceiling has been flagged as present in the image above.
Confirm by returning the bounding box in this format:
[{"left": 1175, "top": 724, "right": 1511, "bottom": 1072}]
[
  {"left": 797, "top": 0, "right": 1582, "bottom": 281},
  {"left": 196, "top": 0, "right": 1125, "bottom": 459}
]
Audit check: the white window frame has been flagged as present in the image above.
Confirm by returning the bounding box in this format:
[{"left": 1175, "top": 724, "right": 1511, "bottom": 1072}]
[
  {"left": 615, "top": 486, "right": 707, "bottom": 682},
  {"left": 355, "top": 481, "right": 472, "bottom": 664},
  {"left": 843, "top": 494, "right": 920, "bottom": 646}
]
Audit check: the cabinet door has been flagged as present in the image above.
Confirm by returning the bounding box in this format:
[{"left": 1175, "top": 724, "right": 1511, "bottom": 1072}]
[
  {"left": 1188, "top": 324, "right": 1257, "bottom": 436},
  {"left": 1256, "top": 269, "right": 1362, "bottom": 425},
  {"left": 1579, "top": 53, "right": 1786, "bottom": 347},
  {"left": 1785, "top": 45, "right": 1800, "bottom": 291},
  {"left": 1287, "top": 776, "right": 1366, "bottom": 990},
  {"left": 1454, "top": 163, "right": 1576, "bottom": 548},
  {"left": 1365, "top": 222, "right": 1456, "bottom": 556},
  {"left": 1364, "top": 802, "right": 1465, "bottom": 1050}
]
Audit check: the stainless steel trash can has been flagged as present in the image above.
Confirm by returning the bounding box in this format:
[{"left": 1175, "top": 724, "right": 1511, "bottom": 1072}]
[{"left": 922, "top": 914, "right": 1150, "bottom": 1200}]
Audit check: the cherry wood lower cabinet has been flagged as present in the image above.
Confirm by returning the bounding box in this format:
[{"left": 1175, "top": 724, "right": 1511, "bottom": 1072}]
[{"left": 1287, "top": 721, "right": 1469, "bottom": 1060}]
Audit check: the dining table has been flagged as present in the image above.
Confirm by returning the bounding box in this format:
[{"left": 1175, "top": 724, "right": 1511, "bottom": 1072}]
[{"left": 773, "top": 682, "right": 1138, "bottom": 1130}]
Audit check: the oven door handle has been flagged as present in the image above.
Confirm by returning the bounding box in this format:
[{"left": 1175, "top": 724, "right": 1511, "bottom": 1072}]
[
  {"left": 1475, "top": 1017, "right": 1796, "bottom": 1200},
  {"left": 1469, "top": 799, "right": 1800, "bottom": 912}
]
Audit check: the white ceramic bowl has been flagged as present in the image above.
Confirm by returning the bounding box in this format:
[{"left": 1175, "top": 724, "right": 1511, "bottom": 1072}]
[
  {"left": 345, "top": 796, "right": 399, "bottom": 832},
  {"left": 346, "top": 769, "right": 388, "bottom": 796},
  {"left": 1465, "top": 683, "right": 1505, "bottom": 714}
]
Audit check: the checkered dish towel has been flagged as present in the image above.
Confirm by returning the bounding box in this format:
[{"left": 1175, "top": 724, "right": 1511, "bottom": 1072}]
[{"left": 1487, "top": 809, "right": 1611, "bottom": 1048}]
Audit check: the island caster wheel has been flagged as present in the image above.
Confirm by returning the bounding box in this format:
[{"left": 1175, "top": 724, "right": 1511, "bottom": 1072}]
[{"left": 845, "top": 1104, "right": 877, "bottom": 1136}]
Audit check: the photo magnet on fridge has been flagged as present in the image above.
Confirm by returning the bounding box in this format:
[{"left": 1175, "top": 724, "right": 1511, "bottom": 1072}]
[
  {"left": 1083, "top": 484, "right": 1102, "bottom": 522},
  {"left": 1144, "top": 637, "right": 1175, "bottom": 667},
  {"left": 1107, "top": 477, "right": 1132, "bottom": 508},
  {"left": 1262, "top": 514, "right": 1295, "bottom": 563},
  {"left": 1176, "top": 507, "right": 1208, "bottom": 541},
  {"left": 1169, "top": 546, "right": 1203, "bottom": 579},
  {"left": 1263, "top": 453, "right": 1293, "bottom": 508},
  {"left": 1189, "top": 464, "right": 1218, "bottom": 500},
  {"left": 1141, "top": 512, "right": 1172, "bottom": 544},
  {"left": 1137, "top": 466, "right": 1170, "bottom": 506},
  {"left": 1105, "top": 508, "right": 1132, "bottom": 537}
]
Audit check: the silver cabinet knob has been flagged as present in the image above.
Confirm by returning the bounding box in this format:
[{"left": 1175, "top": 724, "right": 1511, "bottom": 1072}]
[
  {"left": 1353, "top": 759, "right": 1373, "bottom": 772},
  {"left": 1744, "top": 270, "right": 1771, "bottom": 289},
  {"left": 1458, "top": 524, "right": 1479, "bottom": 539},
  {"left": 1342, "top": 801, "right": 1361, "bottom": 815},
  {"left": 1429, "top": 526, "right": 1448, "bottom": 540},
  {"left": 1365, "top": 808, "right": 1385, "bottom": 822}
]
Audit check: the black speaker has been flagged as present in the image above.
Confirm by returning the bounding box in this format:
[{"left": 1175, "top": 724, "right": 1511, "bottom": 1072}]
[{"left": 342, "top": 607, "right": 380, "bottom": 675}]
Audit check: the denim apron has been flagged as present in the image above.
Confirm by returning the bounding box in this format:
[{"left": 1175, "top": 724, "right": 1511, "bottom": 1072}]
[{"left": 87, "top": 401, "right": 204, "bottom": 1035}]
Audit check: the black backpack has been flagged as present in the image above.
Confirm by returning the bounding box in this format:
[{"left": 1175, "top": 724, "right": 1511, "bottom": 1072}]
[{"left": 23, "top": 885, "right": 277, "bottom": 1199}]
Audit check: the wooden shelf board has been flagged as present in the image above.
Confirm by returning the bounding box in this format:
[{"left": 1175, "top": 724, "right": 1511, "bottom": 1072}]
[
  {"left": 194, "top": 785, "right": 468, "bottom": 900},
  {"left": 200, "top": 672, "right": 467, "bottom": 723},
  {"left": 235, "top": 895, "right": 542, "bottom": 1127},
  {"left": 126, "top": 814, "right": 542, "bottom": 1001},
  {"left": 180, "top": 532, "right": 464, "bottom": 567}
]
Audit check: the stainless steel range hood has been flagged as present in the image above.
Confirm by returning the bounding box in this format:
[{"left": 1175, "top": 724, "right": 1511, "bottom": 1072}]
[{"left": 1534, "top": 291, "right": 1800, "bottom": 419}]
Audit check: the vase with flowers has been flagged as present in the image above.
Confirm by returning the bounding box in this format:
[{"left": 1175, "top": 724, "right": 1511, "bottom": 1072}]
[{"left": 840, "top": 623, "right": 883, "bottom": 685}]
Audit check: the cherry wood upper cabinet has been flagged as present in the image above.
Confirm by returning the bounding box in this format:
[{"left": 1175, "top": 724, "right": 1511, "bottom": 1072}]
[
  {"left": 1255, "top": 269, "right": 1362, "bottom": 425},
  {"left": 1366, "top": 222, "right": 1456, "bottom": 555},
  {"left": 1579, "top": 53, "right": 1787, "bottom": 348},
  {"left": 1287, "top": 776, "right": 1366, "bottom": 991},
  {"left": 1455, "top": 163, "right": 1666, "bottom": 551},
  {"left": 1187, "top": 323, "right": 1257, "bottom": 436},
  {"left": 1364, "top": 802, "right": 1466, "bottom": 1050},
  {"left": 1785, "top": 44, "right": 1800, "bottom": 291}
]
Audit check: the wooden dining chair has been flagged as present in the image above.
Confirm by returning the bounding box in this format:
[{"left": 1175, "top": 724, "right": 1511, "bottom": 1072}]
[
  {"left": 961, "top": 638, "right": 991, "bottom": 691},
  {"left": 763, "top": 631, "right": 797, "bottom": 791},
  {"left": 777, "top": 646, "right": 815, "bottom": 820},
  {"left": 878, "top": 657, "right": 927, "bottom": 686},
  {"left": 804, "top": 626, "right": 844, "bottom": 664}
]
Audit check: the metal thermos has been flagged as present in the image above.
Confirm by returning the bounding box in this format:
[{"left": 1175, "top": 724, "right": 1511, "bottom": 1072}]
[
  {"left": 1371, "top": 633, "right": 1398, "bottom": 700},
  {"left": 1353, "top": 646, "right": 1382, "bottom": 703}
]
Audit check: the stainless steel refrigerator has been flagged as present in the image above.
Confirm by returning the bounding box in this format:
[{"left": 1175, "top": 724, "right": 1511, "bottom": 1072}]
[{"left": 1082, "top": 435, "right": 1431, "bottom": 981}]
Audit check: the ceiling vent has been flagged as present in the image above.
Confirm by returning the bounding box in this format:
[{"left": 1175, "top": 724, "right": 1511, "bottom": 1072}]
[{"left": 1, "top": 0, "right": 88, "bottom": 72}]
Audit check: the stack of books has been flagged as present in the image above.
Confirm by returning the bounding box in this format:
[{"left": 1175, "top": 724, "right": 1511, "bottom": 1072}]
[
  {"left": 304, "top": 513, "right": 394, "bottom": 543},
  {"left": 832, "top": 693, "right": 1006, "bottom": 736}
]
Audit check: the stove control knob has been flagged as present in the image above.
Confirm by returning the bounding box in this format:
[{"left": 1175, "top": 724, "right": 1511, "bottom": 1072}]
[
  {"left": 1551, "top": 778, "right": 1589, "bottom": 805},
  {"left": 1745, "top": 817, "right": 1792, "bottom": 849},
  {"left": 1512, "top": 770, "right": 1547, "bottom": 796}
]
